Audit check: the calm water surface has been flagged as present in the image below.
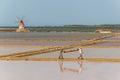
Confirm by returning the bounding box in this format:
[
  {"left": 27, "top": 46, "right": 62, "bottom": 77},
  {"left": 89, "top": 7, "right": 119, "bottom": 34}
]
[
  {"left": 0, "top": 32, "right": 120, "bottom": 80},
  {"left": 0, "top": 32, "right": 110, "bottom": 40},
  {"left": 0, "top": 61, "right": 120, "bottom": 80}
]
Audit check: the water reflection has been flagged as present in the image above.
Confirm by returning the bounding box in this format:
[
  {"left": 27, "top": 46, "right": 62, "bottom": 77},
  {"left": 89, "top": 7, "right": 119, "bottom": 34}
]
[{"left": 59, "top": 60, "right": 82, "bottom": 73}]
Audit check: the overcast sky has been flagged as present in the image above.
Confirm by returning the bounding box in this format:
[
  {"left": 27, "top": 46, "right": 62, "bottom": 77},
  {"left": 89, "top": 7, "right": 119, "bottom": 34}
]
[{"left": 0, "top": 0, "right": 120, "bottom": 26}]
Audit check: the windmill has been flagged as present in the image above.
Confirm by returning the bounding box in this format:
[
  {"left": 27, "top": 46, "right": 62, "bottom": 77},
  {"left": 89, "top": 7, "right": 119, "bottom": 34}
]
[{"left": 16, "top": 16, "right": 30, "bottom": 32}]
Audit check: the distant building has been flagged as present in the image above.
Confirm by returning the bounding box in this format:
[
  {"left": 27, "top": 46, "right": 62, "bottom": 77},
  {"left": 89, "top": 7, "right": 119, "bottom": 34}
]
[
  {"left": 95, "top": 29, "right": 112, "bottom": 33},
  {"left": 16, "top": 20, "right": 30, "bottom": 32}
]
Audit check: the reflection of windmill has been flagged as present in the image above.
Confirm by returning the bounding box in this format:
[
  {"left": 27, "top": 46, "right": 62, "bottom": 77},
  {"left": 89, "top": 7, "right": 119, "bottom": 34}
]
[{"left": 16, "top": 16, "right": 30, "bottom": 32}]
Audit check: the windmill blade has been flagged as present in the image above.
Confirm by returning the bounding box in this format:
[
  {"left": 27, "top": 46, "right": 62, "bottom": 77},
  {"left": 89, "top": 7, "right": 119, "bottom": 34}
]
[
  {"left": 21, "top": 16, "right": 25, "bottom": 20},
  {"left": 17, "top": 16, "right": 21, "bottom": 20},
  {"left": 15, "top": 16, "right": 29, "bottom": 26}
]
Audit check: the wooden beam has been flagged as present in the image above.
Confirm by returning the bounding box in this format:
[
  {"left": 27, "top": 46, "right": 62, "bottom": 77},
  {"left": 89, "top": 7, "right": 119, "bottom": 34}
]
[{"left": 0, "top": 57, "right": 120, "bottom": 62}]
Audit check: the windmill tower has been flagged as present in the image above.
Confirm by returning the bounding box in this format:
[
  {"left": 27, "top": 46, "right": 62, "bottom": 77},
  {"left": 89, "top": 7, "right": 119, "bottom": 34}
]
[
  {"left": 16, "top": 19, "right": 30, "bottom": 32},
  {"left": 19, "top": 20, "right": 25, "bottom": 30}
]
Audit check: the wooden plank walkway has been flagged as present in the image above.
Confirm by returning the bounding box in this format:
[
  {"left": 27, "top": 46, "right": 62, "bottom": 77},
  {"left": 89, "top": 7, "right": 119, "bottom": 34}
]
[
  {"left": 0, "top": 41, "right": 104, "bottom": 58},
  {"left": 0, "top": 34, "right": 116, "bottom": 58}
]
